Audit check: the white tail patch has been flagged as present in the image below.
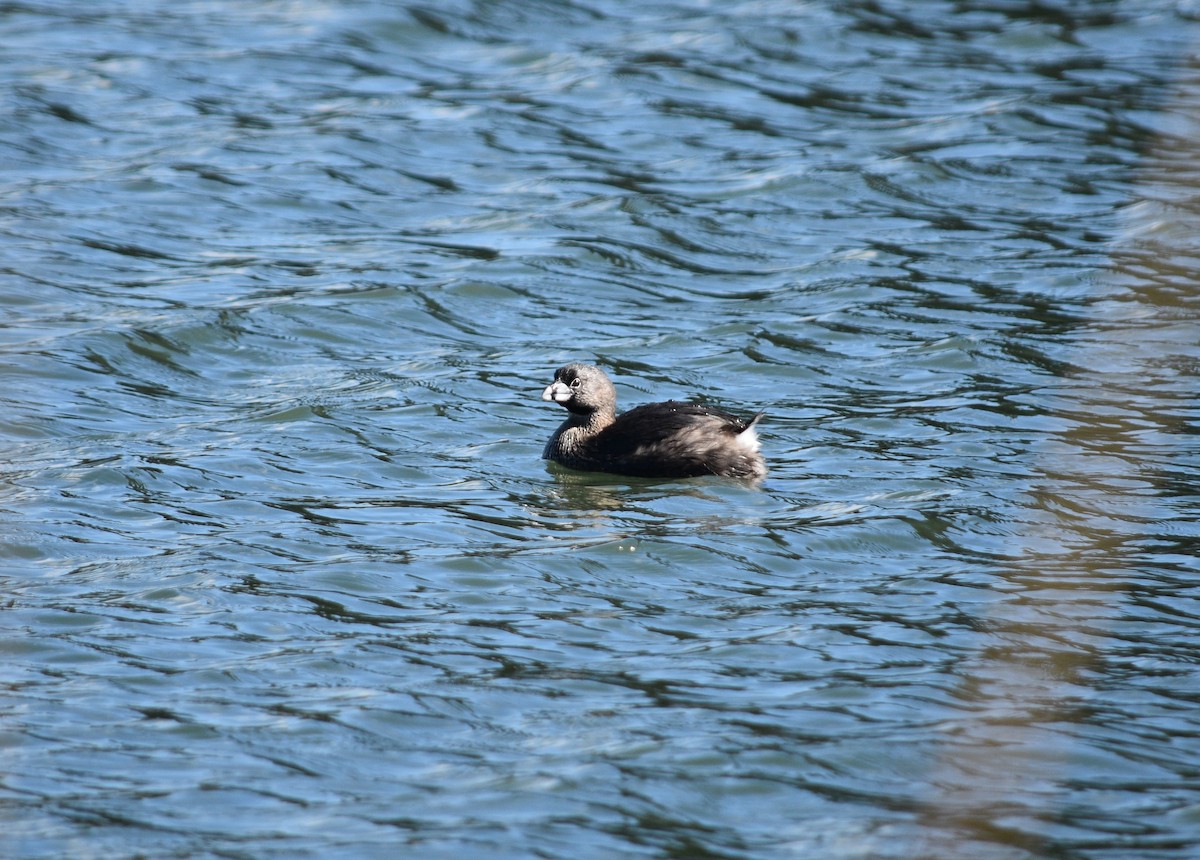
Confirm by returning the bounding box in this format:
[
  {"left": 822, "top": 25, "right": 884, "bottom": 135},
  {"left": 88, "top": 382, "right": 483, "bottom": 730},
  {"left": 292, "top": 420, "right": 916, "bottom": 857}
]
[{"left": 734, "top": 413, "right": 764, "bottom": 454}]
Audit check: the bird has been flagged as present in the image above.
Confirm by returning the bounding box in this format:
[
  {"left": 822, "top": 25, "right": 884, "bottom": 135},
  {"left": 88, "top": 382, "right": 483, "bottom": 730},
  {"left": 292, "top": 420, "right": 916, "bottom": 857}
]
[{"left": 540, "top": 363, "right": 766, "bottom": 480}]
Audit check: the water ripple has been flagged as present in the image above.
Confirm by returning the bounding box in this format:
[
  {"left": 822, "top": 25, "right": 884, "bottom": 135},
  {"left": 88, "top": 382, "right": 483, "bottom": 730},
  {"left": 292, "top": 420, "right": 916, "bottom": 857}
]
[{"left": 3, "top": 1, "right": 1200, "bottom": 858}]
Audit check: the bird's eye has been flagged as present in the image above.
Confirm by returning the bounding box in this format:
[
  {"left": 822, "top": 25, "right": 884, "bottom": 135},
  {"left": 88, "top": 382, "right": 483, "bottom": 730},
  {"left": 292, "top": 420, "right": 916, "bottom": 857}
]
[{"left": 569, "top": 378, "right": 582, "bottom": 389}]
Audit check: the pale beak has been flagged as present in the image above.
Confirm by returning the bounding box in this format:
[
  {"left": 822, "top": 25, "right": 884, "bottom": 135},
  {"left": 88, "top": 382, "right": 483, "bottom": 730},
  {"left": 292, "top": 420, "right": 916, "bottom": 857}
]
[{"left": 542, "top": 381, "right": 572, "bottom": 402}]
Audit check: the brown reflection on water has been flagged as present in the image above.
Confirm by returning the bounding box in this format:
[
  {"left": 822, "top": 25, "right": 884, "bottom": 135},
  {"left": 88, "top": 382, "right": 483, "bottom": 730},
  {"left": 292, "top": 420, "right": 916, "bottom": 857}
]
[{"left": 918, "top": 65, "right": 1200, "bottom": 858}]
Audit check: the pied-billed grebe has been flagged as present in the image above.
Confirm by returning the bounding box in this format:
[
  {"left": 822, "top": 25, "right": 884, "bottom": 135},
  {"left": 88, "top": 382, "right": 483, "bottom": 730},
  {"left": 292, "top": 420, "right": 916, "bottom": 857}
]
[{"left": 541, "top": 363, "right": 766, "bottom": 480}]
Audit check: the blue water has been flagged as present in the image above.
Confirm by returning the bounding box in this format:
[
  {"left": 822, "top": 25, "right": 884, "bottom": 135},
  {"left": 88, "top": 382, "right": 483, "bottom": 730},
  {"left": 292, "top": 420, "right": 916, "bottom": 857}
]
[{"left": 3, "top": 1, "right": 1199, "bottom": 858}]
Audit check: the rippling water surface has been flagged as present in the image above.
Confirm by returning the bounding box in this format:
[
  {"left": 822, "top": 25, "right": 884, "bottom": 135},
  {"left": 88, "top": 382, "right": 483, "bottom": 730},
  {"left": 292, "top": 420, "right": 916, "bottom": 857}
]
[{"left": 3, "top": 1, "right": 1200, "bottom": 857}]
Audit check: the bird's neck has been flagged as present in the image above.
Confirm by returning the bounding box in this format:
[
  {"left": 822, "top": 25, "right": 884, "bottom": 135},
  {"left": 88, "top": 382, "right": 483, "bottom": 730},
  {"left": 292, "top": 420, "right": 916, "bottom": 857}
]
[{"left": 569, "top": 407, "right": 615, "bottom": 433}]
